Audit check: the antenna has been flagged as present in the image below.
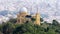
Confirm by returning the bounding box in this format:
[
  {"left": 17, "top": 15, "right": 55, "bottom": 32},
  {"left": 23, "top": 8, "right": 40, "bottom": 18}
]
[
  {"left": 36, "top": 5, "right": 39, "bottom": 14},
  {"left": 31, "top": 5, "right": 33, "bottom": 13},
  {"left": 38, "top": 6, "right": 39, "bottom": 13},
  {"left": 30, "top": 5, "right": 33, "bottom": 15},
  {"left": 37, "top": 6, "right": 39, "bottom": 13}
]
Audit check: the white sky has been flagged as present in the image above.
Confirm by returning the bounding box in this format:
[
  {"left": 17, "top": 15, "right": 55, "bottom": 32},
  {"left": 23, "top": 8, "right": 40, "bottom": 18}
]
[{"left": 0, "top": 0, "right": 60, "bottom": 22}]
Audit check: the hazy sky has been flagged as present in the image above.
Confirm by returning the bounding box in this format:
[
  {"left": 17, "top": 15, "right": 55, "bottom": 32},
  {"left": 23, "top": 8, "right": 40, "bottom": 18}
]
[
  {"left": 0, "top": 0, "right": 60, "bottom": 23},
  {"left": 0, "top": 0, "right": 57, "bottom": 11}
]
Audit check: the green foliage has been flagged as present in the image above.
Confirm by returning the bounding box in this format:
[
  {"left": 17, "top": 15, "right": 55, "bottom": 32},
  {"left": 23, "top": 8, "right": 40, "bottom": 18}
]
[
  {"left": 40, "top": 18, "right": 44, "bottom": 22},
  {"left": 0, "top": 19, "right": 60, "bottom": 34},
  {"left": 52, "top": 20, "right": 59, "bottom": 26},
  {"left": 31, "top": 18, "right": 36, "bottom": 22},
  {"left": 8, "top": 18, "right": 17, "bottom": 23},
  {"left": 47, "top": 29, "right": 56, "bottom": 34}
]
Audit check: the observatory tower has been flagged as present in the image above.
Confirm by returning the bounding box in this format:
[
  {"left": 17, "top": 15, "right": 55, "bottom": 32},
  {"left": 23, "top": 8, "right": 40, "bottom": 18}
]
[{"left": 17, "top": 7, "right": 28, "bottom": 24}]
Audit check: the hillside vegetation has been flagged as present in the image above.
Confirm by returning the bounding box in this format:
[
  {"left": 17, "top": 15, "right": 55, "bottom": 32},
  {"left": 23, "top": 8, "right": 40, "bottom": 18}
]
[{"left": 0, "top": 18, "right": 60, "bottom": 34}]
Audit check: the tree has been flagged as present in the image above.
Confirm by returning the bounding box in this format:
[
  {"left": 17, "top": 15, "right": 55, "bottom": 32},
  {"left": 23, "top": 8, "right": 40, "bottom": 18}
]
[
  {"left": 31, "top": 18, "right": 36, "bottom": 22},
  {"left": 0, "top": 24, "right": 3, "bottom": 34},
  {"left": 52, "top": 20, "right": 59, "bottom": 26},
  {"left": 1, "top": 18, "right": 60, "bottom": 34},
  {"left": 40, "top": 18, "right": 44, "bottom": 22},
  {"left": 47, "top": 29, "right": 56, "bottom": 34},
  {"left": 2, "top": 22, "right": 15, "bottom": 34},
  {"left": 8, "top": 18, "right": 17, "bottom": 23}
]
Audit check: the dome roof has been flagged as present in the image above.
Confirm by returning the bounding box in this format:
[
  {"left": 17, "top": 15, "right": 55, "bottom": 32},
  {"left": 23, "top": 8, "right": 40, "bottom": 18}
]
[{"left": 20, "top": 7, "right": 28, "bottom": 13}]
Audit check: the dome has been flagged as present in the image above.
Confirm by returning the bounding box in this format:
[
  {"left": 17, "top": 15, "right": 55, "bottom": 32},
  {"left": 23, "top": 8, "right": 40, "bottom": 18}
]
[{"left": 20, "top": 7, "right": 28, "bottom": 13}]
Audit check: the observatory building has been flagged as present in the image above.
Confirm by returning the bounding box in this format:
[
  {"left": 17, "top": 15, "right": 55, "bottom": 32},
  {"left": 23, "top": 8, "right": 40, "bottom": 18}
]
[{"left": 17, "top": 7, "right": 40, "bottom": 25}]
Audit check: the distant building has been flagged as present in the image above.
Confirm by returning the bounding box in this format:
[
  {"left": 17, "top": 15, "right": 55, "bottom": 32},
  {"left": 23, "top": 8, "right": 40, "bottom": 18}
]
[{"left": 17, "top": 7, "right": 40, "bottom": 25}]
